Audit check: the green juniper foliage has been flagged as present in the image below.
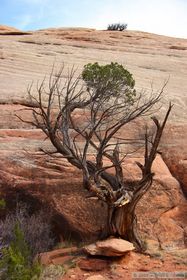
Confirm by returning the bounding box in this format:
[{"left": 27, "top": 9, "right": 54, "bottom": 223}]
[
  {"left": 107, "top": 23, "right": 127, "bottom": 31},
  {"left": 0, "top": 223, "right": 42, "bottom": 280},
  {"left": 82, "top": 62, "right": 136, "bottom": 104}
]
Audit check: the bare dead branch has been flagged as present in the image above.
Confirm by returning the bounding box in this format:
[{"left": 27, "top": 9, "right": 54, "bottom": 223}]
[{"left": 18, "top": 64, "right": 171, "bottom": 249}]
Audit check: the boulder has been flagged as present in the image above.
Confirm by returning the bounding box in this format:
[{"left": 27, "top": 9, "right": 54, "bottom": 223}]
[
  {"left": 136, "top": 155, "right": 186, "bottom": 251},
  {"left": 155, "top": 202, "right": 187, "bottom": 250},
  {"left": 84, "top": 238, "right": 135, "bottom": 257}
]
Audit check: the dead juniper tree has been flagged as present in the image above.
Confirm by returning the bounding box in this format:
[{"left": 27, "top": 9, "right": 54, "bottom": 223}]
[{"left": 18, "top": 63, "right": 172, "bottom": 249}]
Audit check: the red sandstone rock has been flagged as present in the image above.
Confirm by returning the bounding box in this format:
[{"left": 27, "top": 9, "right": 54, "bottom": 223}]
[
  {"left": 38, "top": 246, "right": 78, "bottom": 265},
  {"left": 0, "top": 30, "right": 186, "bottom": 250},
  {"left": 78, "top": 258, "right": 110, "bottom": 271},
  {"left": 161, "top": 123, "right": 187, "bottom": 195},
  {"left": 0, "top": 25, "right": 187, "bottom": 280},
  {"left": 0, "top": 130, "right": 186, "bottom": 249},
  {"left": 84, "top": 238, "right": 134, "bottom": 257}
]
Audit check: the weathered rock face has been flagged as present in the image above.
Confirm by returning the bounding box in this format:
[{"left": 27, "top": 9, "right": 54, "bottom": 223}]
[
  {"left": 135, "top": 154, "right": 186, "bottom": 251},
  {"left": 161, "top": 124, "right": 187, "bottom": 196},
  {"left": 0, "top": 129, "right": 186, "bottom": 249},
  {"left": 0, "top": 26, "right": 187, "bottom": 122},
  {"left": 155, "top": 203, "right": 187, "bottom": 250},
  {"left": 0, "top": 136, "right": 108, "bottom": 242},
  {"left": 0, "top": 25, "right": 186, "bottom": 251}
]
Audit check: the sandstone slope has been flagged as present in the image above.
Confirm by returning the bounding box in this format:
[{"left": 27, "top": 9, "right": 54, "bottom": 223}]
[
  {"left": 0, "top": 25, "right": 186, "bottom": 252},
  {"left": 0, "top": 26, "right": 187, "bottom": 121}
]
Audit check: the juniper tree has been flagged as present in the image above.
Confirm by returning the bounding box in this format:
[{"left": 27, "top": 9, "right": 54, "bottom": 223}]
[{"left": 18, "top": 63, "right": 171, "bottom": 249}]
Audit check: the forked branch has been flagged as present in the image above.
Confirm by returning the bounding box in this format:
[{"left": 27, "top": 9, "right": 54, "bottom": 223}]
[{"left": 18, "top": 65, "right": 172, "bottom": 247}]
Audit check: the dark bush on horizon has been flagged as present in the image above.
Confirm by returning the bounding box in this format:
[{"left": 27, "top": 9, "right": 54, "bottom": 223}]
[{"left": 107, "top": 23, "right": 128, "bottom": 31}]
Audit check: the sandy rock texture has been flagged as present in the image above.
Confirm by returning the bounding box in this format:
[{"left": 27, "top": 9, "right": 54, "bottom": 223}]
[
  {"left": 0, "top": 25, "right": 186, "bottom": 253},
  {"left": 0, "top": 128, "right": 186, "bottom": 249},
  {"left": 0, "top": 27, "right": 187, "bottom": 121}
]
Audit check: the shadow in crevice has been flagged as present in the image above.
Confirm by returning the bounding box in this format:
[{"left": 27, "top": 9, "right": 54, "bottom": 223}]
[{"left": 1, "top": 186, "right": 100, "bottom": 245}]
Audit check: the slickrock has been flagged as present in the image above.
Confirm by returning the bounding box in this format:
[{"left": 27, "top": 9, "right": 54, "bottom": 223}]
[
  {"left": 0, "top": 25, "right": 186, "bottom": 251},
  {"left": 0, "top": 128, "right": 186, "bottom": 248},
  {"left": 0, "top": 26, "right": 187, "bottom": 122}
]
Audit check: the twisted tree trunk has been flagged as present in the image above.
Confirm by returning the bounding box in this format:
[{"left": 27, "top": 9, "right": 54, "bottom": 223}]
[
  {"left": 19, "top": 65, "right": 172, "bottom": 251},
  {"left": 108, "top": 177, "right": 153, "bottom": 249}
]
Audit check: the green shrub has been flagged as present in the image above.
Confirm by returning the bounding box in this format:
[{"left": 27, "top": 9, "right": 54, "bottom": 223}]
[
  {"left": 0, "top": 223, "right": 42, "bottom": 280},
  {"left": 82, "top": 62, "right": 136, "bottom": 104},
  {"left": 107, "top": 23, "right": 127, "bottom": 31},
  {"left": 0, "top": 199, "right": 6, "bottom": 209}
]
